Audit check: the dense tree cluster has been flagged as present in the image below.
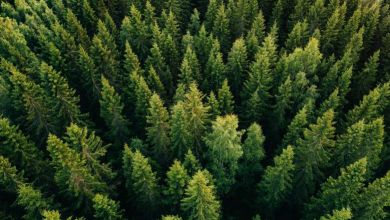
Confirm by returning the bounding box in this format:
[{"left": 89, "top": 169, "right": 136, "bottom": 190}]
[{"left": 0, "top": 0, "right": 389, "bottom": 219}]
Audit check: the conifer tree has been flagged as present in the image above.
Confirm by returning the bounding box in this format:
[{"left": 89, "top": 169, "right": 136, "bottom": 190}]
[
  {"left": 204, "top": 39, "right": 226, "bottom": 91},
  {"left": 257, "top": 146, "right": 295, "bottom": 213},
  {"left": 188, "top": 9, "right": 200, "bottom": 35},
  {"left": 146, "top": 93, "right": 171, "bottom": 165},
  {"left": 294, "top": 109, "right": 336, "bottom": 202},
  {"left": 179, "top": 46, "right": 200, "bottom": 86},
  {"left": 16, "top": 184, "right": 51, "bottom": 220},
  {"left": 162, "top": 215, "right": 182, "bottom": 220},
  {"left": 352, "top": 50, "right": 380, "bottom": 100},
  {"left": 128, "top": 150, "right": 160, "bottom": 213},
  {"left": 304, "top": 158, "right": 367, "bottom": 219},
  {"left": 335, "top": 118, "right": 384, "bottom": 177},
  {"left": 145, "top": 66, "right": 166, "bottom": 97},
  {"left": 170, "top": 101, "right": 190, "bottom": 160},
  {"left": 41, "top": 210, "right": 61, "bottom": 220},
  {"left": 181, "top": 170, "right": 220, "bottom": 220},
  {"left": 240, "top": 123, "right": 265, "bottom": 185},
  {"left": 285, "top": 20, "right": 310, "bottom": 52},
  {"left": 183, "top": 150, "right": 202, "bottom": 176},
  {"left": 164, "top": 160, "right": 190, "bottom": 212},
  {"left": 321, "top": 3, "right": 346, "bottom": 55},
  {"left": 217, "top": 79, "right": 234, "bottom": 115},
  {"left": 212, "top": 4, "right": 230, "bottom": 54},
  {"left": 65, "top": 9, "right": 90, "bottom": 48},
  {"left": 205, "top": 115, "right": 243, "bottom": 194},
  {"left": 0, "top": 156, "right": 21, "bottom": 192},
  {"left": 226, "top": 38, "right": 248, "bottom": 97},
  {"left": 99, "top": 76, "right": 130, "bottom": 146},
  {"left": 132, "top": 73, "right": 153, "bottom": 133},
  {"left": 123, "top": 41, "right": 142, "bottom": 75},
  {"left": 92, "top": 194, "right": 123, "bottom": 220},
  {"left": 146, "top": 43, "right": 173, "bottom": 94},
  {"left": 78, "top": 46, "right": 101, "bottom": 103},
  {"left": 319, "top": 208, "right": 352, "bottom": 220},
  {"left": 207, "top": 91, "right": 221, "bottom": 119},
  {"left": 246, "top": 11, "right": 266, "bottom": 59},
  {"left": 183, "top": 83, "right": 210, "bottom": 155}
]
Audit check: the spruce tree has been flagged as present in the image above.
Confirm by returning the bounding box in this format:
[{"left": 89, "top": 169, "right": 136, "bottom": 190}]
[
  {"left": 41, "top": 210, "right": 61, "bottom": 220},
  {"left": 170, "top": 101, "right": 190, "bottom": 160},
  {"left": 205, "top": 115, "right": 243, "bottom": 194},
  {"left": 146, "top": 93, "right": 171, "bottom": 165},
  {"left": 204, "top": 39, "right": 226, "bottom": 91},
  {"left": 181, "top": 170, "right": 220, "bottom": 220},
  {"left": 164, "top": 160, "right": 190, "bottom": 212},
  {"left": 226, "top": 38, "right": 248, "bottom": 97},
  {"left": 99, "top": 76, "right": 130, "bottom": 146},
  {"left": 16, "top": 184, "right": 51, "bottom": 220},
  {"left": 285, "top": 20, "right": 310, "bottom": 52},
  {"left": 92, "top": 194, "right": 123, "bottom": 220},
  {"left": 257, "top": 146, "right": 295, "bottom": 213},
  {"left": 217, "top": 79, "right": 234, "bottom": 115},
  {"left": 179, "top": 46, "right": 200, "bottom": 86},
  {"left": 304, "top": 158, "right": 367, "bottom": 219},
  {"left": 183, "top": 150, "right": 202, "bottom": 176},
  {"left": 319, "top": 208, "right": 352, "bottom": 220},
  {"left": 212, "top": 4, "right": 230, "bottom": 54},
  {"left": 207, "top": 91, "right": 221, "bottom": 119},
  {"left": 294, "top": 109, "right": 336, "bottom": 202}
]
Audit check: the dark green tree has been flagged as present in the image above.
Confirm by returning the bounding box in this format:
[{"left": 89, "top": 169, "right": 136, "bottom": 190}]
[
  {"left": 226, "top": 38, "right": 248, "bottom": 97},
  {"left": 217, "top": 79, "right": 234, "bottom": 115},
  {"left": 164, "top": 160, "right": 190, "bottom": 212},
  {"left": 92, "top": 194, "right": 123, "bottom": 220}
]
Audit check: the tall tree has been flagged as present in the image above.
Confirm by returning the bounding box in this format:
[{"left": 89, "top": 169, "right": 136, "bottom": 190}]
[
  {"left": 226, "top": 38, "right": 248, "bottom": 97},
  {"left": 257, "top": 146, "right": 295, "bottom": 214},
  {"left": 146, "top": 93, "right": 171, "bottom": 165},
  {"left": 170, "top": 101, "right": 190, "bottom": 160},
  {"left": 92, "top": 194, "right": 123, "bottom": 220},
  {"left": 99, "top": 76, "right": 130, "bottom": 147},
  {"left": 181, "top": 170, "right": 220, "bottom": 220},
  {"left": 217, "top": 79, "right": 235, "bottom": 115},
  {"left": 205, "top": 115, "right": 243, "bottom": 194},
  {"left": 164, "top": 160, "right": 190, "bottom": 213}
]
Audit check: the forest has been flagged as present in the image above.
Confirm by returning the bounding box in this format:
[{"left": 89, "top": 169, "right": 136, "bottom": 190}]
[{"left": 0, "top": 0, "right": 389, "bottom": 219}]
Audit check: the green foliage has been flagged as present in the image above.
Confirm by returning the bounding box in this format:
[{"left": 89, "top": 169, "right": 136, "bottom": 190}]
[
  {"left": 17, "top": 184, "right": 51, "bottom": 220},
  {"left": 319, "top": 208, "right": 352, "bottom": 220},
  {"left": 205, "top": 115, "right": 243, "bottom": 194},
  {"left": 163, "top": 160, "right": 189, "bottom": 212},
  {"left": 92, "top": 194, "right": 123, "bottom": 220},
  {"left": 181, "top": 170, "right": 220, "bottom": 220}
]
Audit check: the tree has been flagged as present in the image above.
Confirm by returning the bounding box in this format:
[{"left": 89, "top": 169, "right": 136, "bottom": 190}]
[
  {"left": 205, "top": 115, "right": 243, "bottom": 194},
  {"left": 183, "top": 83, "right": 210, "bottom": 156},
  {"left": 41, "top": 210, "right": 61, "bottom": 220},
  {"left": 145, "top": 43, "right": 172, "bottom": 94},
  {"left": 164, "top": 160, "right": 189, "bottom": 212},
  {"left": 162, "top": 215, "right": 182, "bottom": 220},
  {"left": 321, "top": 3, "right": 346, "bottom": 55},
  {"left": 352, "top": 50, "right": 380, "bottom": 100},
  {"left": 128, "top": 150, "right": 160, "bottom": 212},
  {"left": 285, "top": 20, "right": 310, "bottom": 52},
  {"left": 240, "top": 123, "right": 265, "bottom": 182},
  {"left": 183, "top": 150, "right": 202, "bottom": 176},
  {"left": 293, "top": 109, "right": 336, "bottom": 203},
  {"left": 246, "top": 11, "right": 266, "bottom": 59},
  {"left": 217, "top": 79, "right": 234, "bottom": 115},
  {"left": 93, "top": 194, "right": 123, "bottom": 220},
  {"left": 16, "top": 184, "right": 51, "bottom": 220},
  {"left": 212, "top": 4, "right": 230, "bottom": 54},
  {"left": 132, "top": 73, "right": 153, "bottom": 134},
  {"left": 319, "top": 208, "right": 352, "bottom": 220},
  {"left": 78, "top": 46, "right": 101, "bottom": 103},
  {"left": 181, "top": 170, "right": 220, "bottom": 220},
  {"left": 179, "top": 46, "right": 200, "bottom": 86},
  {"left": 335, "top": 118, "right": 384, "bottom": 177},
  {"left": 226, "top": 38, "right": 248, "bottom": 97},
  {"left": 99, "top": 76, "right": 130, "bottom": 147},
  {"left": 0, "top": 156, "right": 22, "bottom": 192},
  {"left": 204, "top": 39, "right": 226, "bottom": 91},
  {"left": 0, "top": 117, "right": 47, "bottom": 182},
  {"left": 145, "top": 66, "right": 166, "bottom": 97},
  {"left": 146, "top": 93, "right": 171, "bottom": 165},
  {"left": 170, "top": 101, "right": 190, "bottom": 160},
  {"left": 304, "top": 158, "right": 367, "bottom": 219},
  {"left": 257, "top": 146, "right": 295, "bottom": 213}
]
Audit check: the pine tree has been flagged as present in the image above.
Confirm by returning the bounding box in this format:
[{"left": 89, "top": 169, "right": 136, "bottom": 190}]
[
  {"left": 47, "top": 134, "right": 108, "bottom": 210},
  {"left": 212, "top": 4, "right": 230, "bottom": 54},
  {"left": 240, "top": 123, "right": 265, "bottom": 185},
  {"left": 205, "top": 0, "right": 222, "bottom": 30},
  {"left": 123, "top": 41, "right": 142, "bottom": 75},
  {"left": 145, "top": 66, "right": 166, "bottom": 98},
  {"left": 181, "top": 170, "right": 220, "bottom": 220},
  {"left": 246, "top": 10, "right": 266, "bottom": 59},
  {"left": 204, "top": 39, "right": 226, "bottom": 91},
  {"left": 304, "top": 158, "right": 367, "bottom": 219},
  {"left": 335, "top": 118, "right": 384, "bottom": 177},
  {"left": 170, "top": 101, "right": 190, "bottom": 160},
  {"left": 207, "top": 91, "right": 221, "bottom": 119},
  {"left": 352, "top": 50, "right": 380, "bottom": 100},
  {"left": 99, "top": 76, "right": 130, "bottom": 147},
  {"left": 205, "top": 115, "right": 243, "bottom": 194},
  {"left": 294, "top": 109, "right": 336, "bottom": 202},
  {"left": 353, "top": 171, "right": 390, "bottom": 220},
  {"left": 133, "top": 73, "right": 153, "bottom": 134},
  {"left": 183, "top": 83, "right": 210, "bottom": 156},
  {"left": 146, "top": 43, "right": 173, "bottom": 94},
  {"left": 0, "top": 156, "right": 22, "bottom": 192},
  {"left": 0, "top": 117, "right": 47, "bottom": 182},
  {"left": 164, "top": 160, "right": 190, "bottom": 212},
  {"left": 146, "top": 93, "right": 171, "bottom": 165},
  {"left": 226, "top": 38, "right": 248, "bottom": 97},
  {"left": 217, "top": 79, "right": 234, "bottom": 115},
  {"left": 321, "top": 3, "right": 346, "bottom": 55},
  {"left": 78, "top": 46, "right": 101, "bottom": 103},
  {"left": 257, "top": 146, "right": 295, "bottom": 213},
  {"left": 183, "top": 150, "right": 202, "bottom": 176},
  {"left": 188, "top": 9, "right": 200, "bottom": 34},
  {"left": 128, "top": 150, "right": 160, "bottom": 213},
  {"left": 65, "top": 9, "right": 90, "bottom": 48},
  {"left": 179, "top": 46, "right": 200, "bottom": 86},
  {"left": 319, "top": 208, "right": 352, "bottom": 220},
  {"left": 16, "top": 184, "right": 51, "bottom": 220},
  {"left": 285, "top": 20, "right": 310, "bottom": 52},
  {"left": 92, "top": 194, "right": 123, "bottom": 220},
  {"left": 41, "top": 210, "right": 61, "bottom": 220}
]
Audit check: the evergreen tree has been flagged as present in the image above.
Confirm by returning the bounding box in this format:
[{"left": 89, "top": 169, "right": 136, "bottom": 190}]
[
  {"left": 145, "top": 66, "right": 166, "bottom": 98},
  {"left": 285, "top": 20, "right": 310, "bottom": 52},
  {"left": 204, "top": 39, "right": 226, "bottom": 91},
  {"left": 212, "top": 4, "right": 230, "bottom": 54},
  {"left": 321, "top": 3, "right": 346, "bottom": 55},
  {"left": 240, "top": 123, "right": 265, "bottom": 185},
  {"left": 99, "top": 76, "right": 130, "bottom": 147},
  {"left": 162, "top": 215, "right": 182, "bottom": 220},
  {"left": 16, "top": 184, "right": 51, "bottom": 220},
  {"left": 217, "top": 79, "right": 234, "bottom": 115},
  {"left": 0, "top": 156, "right": 21, "bottom": 192},
  {"left": 226, "top": 38, "right": 248, "bottom": 97},
  {"left": 304, "top": 158, "right": 367, "bottom": 219},
  {"left": 319, "top": 208, "right": 352, "bottom": 220},
  {"left": 133, "top": 73, "right": 153, "bottom": 134},
  {"left": 41, "top": 210, "right": 61, "bottom": 220},
  {"left": 335, "top": 118, "right": 384, "bottom": 177},
  {"left": 170, "top": 101, "right": 190, "bottom": 160},
  {"left": 146, "top": 43, "right": 173, "bottom": 94},
  {"left": 294, "top": 109, "right": 336, "bottom": 202},
  {"left": 257, "top": 146, "right": 295, "bottom": 213},
  {"left": 181, "top": 170, "right": 220, "bottom": 220},
  {"left": 78, "top": 46, "right": 101, "bottom": 103},
  {"left": 146, "top": 93, "right": 171, "bottom": 165},
  {"left": 183, "top": 150, "right": 202, "bottom": 176},
  {"left": 128, "top": 150, "right": 160, "bottom": 213},
  {"left": 246, "top": 10, "right": 266, "bottom": 59},
  {"left": 207, "top": 91, "right": 221, "bottom": 119},
  {"left": 164, "top": 160, "right": 190, "bottom": 212},
  {"left": 205, "top": 115, "right": 243, "bottom": 194},
  {"left": 92, "top": 194, "right": 123, "bottom": 220},
  {"left": 352, "top": 50, "right": 380, "bottom": 100},
  {"left": 179, "top": 46, "right": 200, "bottom": 86}
]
